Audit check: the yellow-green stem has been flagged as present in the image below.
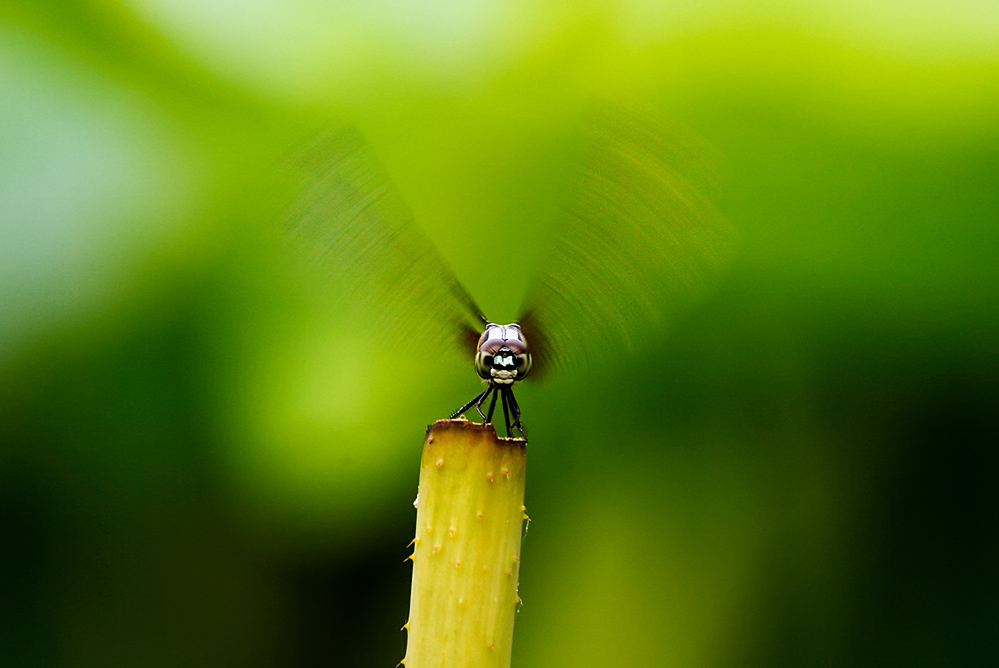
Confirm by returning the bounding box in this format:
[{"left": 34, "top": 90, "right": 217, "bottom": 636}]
[{"left": 402, "top": 419, "right": 528, "bottom": 668}]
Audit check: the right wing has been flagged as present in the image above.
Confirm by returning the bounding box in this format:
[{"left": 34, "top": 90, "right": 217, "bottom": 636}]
[{"left": 282, "top": 128, "right": 485, "bottom": 361}]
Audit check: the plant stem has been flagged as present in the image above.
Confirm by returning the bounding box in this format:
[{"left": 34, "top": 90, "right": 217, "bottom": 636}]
[{"left": 402, "top": 419, "right": 528, "bottom": 668}]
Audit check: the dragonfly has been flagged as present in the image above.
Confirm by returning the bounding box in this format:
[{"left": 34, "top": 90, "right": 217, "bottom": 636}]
[{"left": 283, "top": 101, "right": 734, "bottom": 441}]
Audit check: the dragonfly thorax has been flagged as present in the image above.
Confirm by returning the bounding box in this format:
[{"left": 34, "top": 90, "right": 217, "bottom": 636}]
[{"left": 474, "top": 323, "right": 532, "bottom": 384}]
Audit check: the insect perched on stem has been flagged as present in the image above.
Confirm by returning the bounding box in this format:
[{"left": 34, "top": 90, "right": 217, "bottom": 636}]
[
  {"left": 451, "top": 322, "right": 532, "bottom": 440},
  {"left": 283, "top": 102, "right": 734, "bottom": 441}
]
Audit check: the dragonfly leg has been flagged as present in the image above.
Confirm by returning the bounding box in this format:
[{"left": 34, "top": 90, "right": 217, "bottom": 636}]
[
  {"left": 473, "top": 385, "right": 495, "bottom": 422},
  {"left": 500, "top": 385, "right": 512, "bottom": 436},
  {"left": 450, "top": 386, "right": 490, "bottom": 421},
  {"left": 486, "top": 385, "right": 500, "bottom": 424},
  {"left": 505, "top": 386, "right": 527, "bottom": 441}
]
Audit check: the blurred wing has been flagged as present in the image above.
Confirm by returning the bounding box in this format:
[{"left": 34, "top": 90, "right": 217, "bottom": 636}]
[
  {"left": 519, "top": 101, "right": 735, "bottom": 377},
  {"left": 283, "top": 128, "right": 485, "bottom": 359}
]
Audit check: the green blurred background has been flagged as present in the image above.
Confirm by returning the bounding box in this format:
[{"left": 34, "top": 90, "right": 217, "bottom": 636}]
[{"left": 2, "top": 1, "right": 997, "bottom": 666}]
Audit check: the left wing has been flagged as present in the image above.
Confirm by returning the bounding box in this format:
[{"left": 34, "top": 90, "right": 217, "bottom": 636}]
[{"left": 519, "top": 101, "right": 735, "bottom": 378}]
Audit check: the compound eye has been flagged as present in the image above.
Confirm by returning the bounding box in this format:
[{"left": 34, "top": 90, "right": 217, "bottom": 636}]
[{"left": 482, "top": 355, "right": 494, "bottom": 367}]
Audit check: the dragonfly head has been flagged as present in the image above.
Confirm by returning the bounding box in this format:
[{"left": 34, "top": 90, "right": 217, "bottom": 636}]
[{"left": 475, "top": 323, "right": 532, "bottom": 384}]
